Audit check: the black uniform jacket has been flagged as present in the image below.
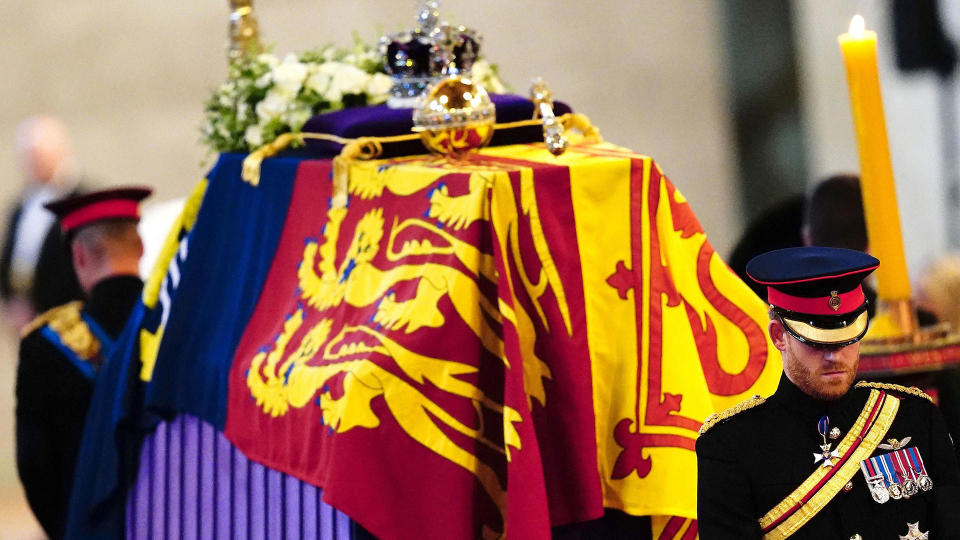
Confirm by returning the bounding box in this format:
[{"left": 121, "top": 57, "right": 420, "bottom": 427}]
[
  {"left": 15, "top": 275, "right": 142, "bottom": 540},
  {"left": 696, "top": 374, "right": 960, "bottom": 539}
]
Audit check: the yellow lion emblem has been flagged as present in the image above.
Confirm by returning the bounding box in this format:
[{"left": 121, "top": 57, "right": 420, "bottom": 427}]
[{"left": 245, "top": 163, "right": 569, "bottom": 539}]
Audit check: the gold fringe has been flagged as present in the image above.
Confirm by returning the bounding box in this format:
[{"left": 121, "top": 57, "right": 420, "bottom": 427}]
[
  {"left": 239, "top": 113, "right": 601, "bottom": 186},
  {"left": 855, "top": 380, "right": 934, "bottom": 403},
  {"left": 698, "top": 394, "right": 766, "bottom": 435},
  {"left": 242, "top": 132, "right": 299, "bottom": 185},
  {"left": 331, "top": 137, "right": 385, "bottom": 208}
]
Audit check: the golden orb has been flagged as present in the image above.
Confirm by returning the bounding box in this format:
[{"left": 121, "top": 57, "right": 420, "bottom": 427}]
[{"left": 412, "top": 76, "right": 496, "bottom": 158}]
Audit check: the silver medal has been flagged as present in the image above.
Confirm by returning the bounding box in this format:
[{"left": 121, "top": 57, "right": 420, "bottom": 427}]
[
  {"left": 871, "top": 484, "right": 890, "bottom": 504},
  {"left": 866, "top": 474, "right": 889, "bottom": 504},
  {"left": 902, "top": 477, "right": 918, "bottom": 497}
]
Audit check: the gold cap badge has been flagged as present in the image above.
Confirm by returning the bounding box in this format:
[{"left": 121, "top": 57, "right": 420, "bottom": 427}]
[{"left": 828, "top": 290, "right": 841, "bottom": 311}]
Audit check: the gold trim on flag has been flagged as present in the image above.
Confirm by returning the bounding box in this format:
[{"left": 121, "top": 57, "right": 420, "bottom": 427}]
[{"left": 758, "top": 389, "right": 899, "bottom": 539}]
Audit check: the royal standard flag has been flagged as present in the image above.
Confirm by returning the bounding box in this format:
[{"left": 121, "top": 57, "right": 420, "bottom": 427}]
[{"left": 71, "top": 141, "right": 779, "bottom": 539}]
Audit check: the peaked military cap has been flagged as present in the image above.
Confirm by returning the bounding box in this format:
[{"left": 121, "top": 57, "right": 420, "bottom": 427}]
[
  {"left": 44, "top": 186, "right": 152, "bottom": 235},
  {"left": 746, "top": 246, "right": 879, "bottom": 346}
]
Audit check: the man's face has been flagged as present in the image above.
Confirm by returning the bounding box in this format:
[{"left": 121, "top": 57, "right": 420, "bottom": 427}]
[{"left": 769, "top": 318, "right": 860, "bottom": 400}]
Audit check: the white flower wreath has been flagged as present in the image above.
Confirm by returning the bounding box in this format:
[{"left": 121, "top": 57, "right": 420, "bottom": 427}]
[{"left": 201, "top": 39, "right": 506, "bottom": 154}]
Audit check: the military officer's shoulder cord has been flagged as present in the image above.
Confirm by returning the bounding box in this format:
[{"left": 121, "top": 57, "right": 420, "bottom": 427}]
[
  {"left": 698, "top": 394, "right": 766, "bottom": 435},
  {"left": 21, "top": 301, "right": 85, "bottom": 337},
  {"left": 855, "top": 380, "right": 934, "bottom": 403}
]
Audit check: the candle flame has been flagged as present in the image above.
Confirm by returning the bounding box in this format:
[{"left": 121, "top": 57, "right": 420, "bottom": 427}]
[{"left": 849, "top": 14, "right": 865, "bottom": 37}]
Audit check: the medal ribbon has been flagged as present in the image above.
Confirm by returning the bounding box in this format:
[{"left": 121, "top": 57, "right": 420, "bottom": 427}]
[
  {"left": 860, "top": 456, "right": 888, "bottom": 487},
  {"left": 906, "top": 446, "right": 929, "bottom": 477},
  {"left": 880, "top": 453, "right": 900, "bottom": 485},
  {"left": 759, "top": 390, "right": 900, "bottom": 539},
  {"left": 891, "top": 450, "right": 914, "bottom": 484}
]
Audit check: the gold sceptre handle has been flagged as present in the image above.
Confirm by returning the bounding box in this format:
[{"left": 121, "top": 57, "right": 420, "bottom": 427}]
[
  {"left": 228, "top": 0, "right": 261, "bottom": 60},
  {"left": 530, "top": 78, "right": 568, "bottom": 156}
]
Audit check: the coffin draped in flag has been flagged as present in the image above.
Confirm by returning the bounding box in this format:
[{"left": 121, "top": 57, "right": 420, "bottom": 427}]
[{"left": 70, "top": 141, "right": 780, "bottom": 539}]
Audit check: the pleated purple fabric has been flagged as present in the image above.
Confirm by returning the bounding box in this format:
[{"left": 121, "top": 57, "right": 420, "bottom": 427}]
[{"left": 126, "top": 414, "right": 356, "bottom": 540}]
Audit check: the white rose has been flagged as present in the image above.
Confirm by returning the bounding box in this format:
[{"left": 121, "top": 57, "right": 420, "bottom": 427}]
[
  {"left": 256, "top": 89, "right": 290, "bottom": 120},
  {"left": 361, "top": 51, "right": 379, "bottom": 66},
  {"left": 316, "top": 62, "right": 341, "bottom": 75},
  {"left": 257, "top": 53, "right": 280, "bottom": 69},
  {"left": 304, "top": 68, "right": 332, "bottom": 96},
  {"left": 316, "top": 62, "right": 346, "bottom": 102},
  {"left": 255, "top": 72, "right": 272, "bottom": 89},
  {"left": 329, "top": 63, "right": 370, "bottom": 100},
  {"left": 285, "top": 106, "right": 312, "bottom": 131},
  {"left": 272, "top": 53, "right": 308, "bottom": 96},
  {"left": 485, "top": 76, "right": 506, "bottom": 94},
  {"left": 245, "top": 124, "right": 264, "bottom": 147},
  {"left": 366, "top": 73, "right": 394, "bottom": 103},
  {"left": 470, "top": 60, "right": 506, "bottom": 94},
  {"left": 471, "top": 59, "right": 491, "bottom": 79}
]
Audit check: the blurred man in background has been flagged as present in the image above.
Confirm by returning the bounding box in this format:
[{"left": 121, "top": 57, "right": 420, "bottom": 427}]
[
  {"left": 803, "top": 173, "right": 940, "bottom": 326},
  {"left": 16, "top": 187, "right": 150, "bottom": 539},
  {"left": 1, "top": 116, "right": 84, "bottom": 332}
]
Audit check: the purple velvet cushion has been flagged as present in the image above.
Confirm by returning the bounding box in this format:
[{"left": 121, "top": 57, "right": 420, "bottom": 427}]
[{"left": 301, "top": 93, "right": 572, "bottom": 158}]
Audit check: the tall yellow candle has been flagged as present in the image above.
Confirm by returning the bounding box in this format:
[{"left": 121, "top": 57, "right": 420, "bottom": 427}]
[{"left": 838, "top": 15, "right": 911, "bottom": 301}]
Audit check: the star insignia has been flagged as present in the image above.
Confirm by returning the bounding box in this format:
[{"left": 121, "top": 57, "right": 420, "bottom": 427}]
[
  {"left": 814, "top": 444, "right": 840, "bottom": 468},
  {"left": 899, "top": 521, "right": 929, "bottom": 540}
]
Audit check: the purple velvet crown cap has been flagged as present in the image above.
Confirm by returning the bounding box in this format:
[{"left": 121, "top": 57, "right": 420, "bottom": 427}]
[
  {"left": 380, "top": 27, "right": 481, "bottom": 78},
  {"left": 300, "top": 93, "right": 573, "bottom": 159},
  {"left": 382, "top": 31, "right": 433, "bottom": 78}
]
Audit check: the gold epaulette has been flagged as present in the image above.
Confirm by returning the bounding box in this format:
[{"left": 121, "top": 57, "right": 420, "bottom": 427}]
[
  {"left": 21, "top": 301, "right": 83, "bottom": 337},
  {"left": 855, "top": 381, "right": 934, "bottom": 403},
  {"left": 21, "top": 301, "right": 100, "bottom": 360},
  {"left": 699, "top": 394, "right": 766, "bottom": 435}
]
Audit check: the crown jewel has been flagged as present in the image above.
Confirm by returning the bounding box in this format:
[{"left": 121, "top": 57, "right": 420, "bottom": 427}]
[{"left": 379, "top": 1, "right": 483, "bottom": 106}]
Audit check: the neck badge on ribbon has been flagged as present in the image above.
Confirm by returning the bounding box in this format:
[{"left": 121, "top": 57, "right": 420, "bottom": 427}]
[{"left": 814, "top": 415, "right": 840, "bottom": 468}]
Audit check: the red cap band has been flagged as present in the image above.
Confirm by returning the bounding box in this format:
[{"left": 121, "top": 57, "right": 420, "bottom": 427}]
[
  {"left": 767, "top": 286, "right": 865, "bottom": 316},
  {"left": 60, "top": 199, "right": 140, "bottom": 232}
]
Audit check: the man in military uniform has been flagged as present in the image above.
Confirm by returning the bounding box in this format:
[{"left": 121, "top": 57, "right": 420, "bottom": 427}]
[
  {"left": 697, "top": 247, "right": 960, "bottom": 538},
  {"left": 15, "top": 187, "right": 151, "bottom": 539}
]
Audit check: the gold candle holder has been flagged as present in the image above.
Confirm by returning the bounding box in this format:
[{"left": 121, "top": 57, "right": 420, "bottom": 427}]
[
  {"left": 229, "top": 0, "right": 261, "bottom": 60},
  {"left": 866, "top": 298, "right": 918, "bottom": 342},
  {"left": 860, "top": 299, "right": 960, "bottom": 376}
]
